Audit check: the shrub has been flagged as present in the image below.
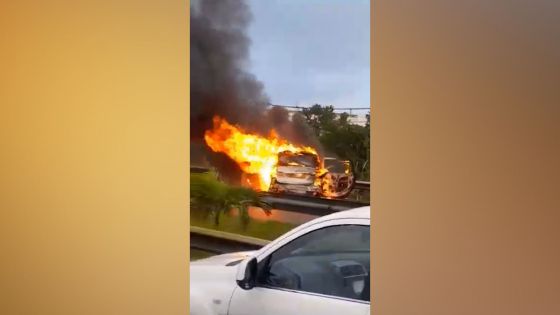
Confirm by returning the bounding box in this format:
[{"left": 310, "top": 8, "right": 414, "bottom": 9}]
[{"left": 190, "top": 171, "right": 271, "bottom": 228}]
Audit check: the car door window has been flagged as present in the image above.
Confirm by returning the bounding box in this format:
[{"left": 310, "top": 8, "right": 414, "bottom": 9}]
[{"left": 257, "top": 224, "right": 370, "bottom": 302}]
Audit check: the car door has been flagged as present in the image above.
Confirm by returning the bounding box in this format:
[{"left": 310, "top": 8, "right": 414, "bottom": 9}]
[{"left": 228, "top": 219, "right": 370, "bottom": 315}]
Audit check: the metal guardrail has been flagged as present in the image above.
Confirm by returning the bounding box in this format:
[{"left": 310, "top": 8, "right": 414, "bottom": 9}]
[
  {"left": 259, "top": 192, "right": 369, "bottom": 216},
  {"left": 354, "top": 180, "right": 370, "bottom": 190},
  {"left": 190, "top": 226, "right": 269, "bottom": 254}
]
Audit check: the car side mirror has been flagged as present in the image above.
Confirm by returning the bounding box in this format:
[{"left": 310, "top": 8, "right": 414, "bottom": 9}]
[{"left": 236, "top": 257, "right": 257, "bottom": 290}]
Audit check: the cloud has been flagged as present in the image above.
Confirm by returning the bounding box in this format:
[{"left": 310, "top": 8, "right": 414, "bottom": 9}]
[{"left": 247, "top": 0, "right": 370, "bottom": 108}]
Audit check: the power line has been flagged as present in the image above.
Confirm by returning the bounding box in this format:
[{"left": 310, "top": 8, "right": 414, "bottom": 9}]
[{"left": 268, "top": 103, "right": 370, "bottom": 111}]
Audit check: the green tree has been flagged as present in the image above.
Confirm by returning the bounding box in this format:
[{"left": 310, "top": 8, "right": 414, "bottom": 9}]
[
  {"left": 320, "top": 124, "right": 370, "bottom": 180},
  {"left": 190, "top": 172, "right": 271, "bottom": 228},
  {"left": 301, "top": 104, "right": 337, "bottom": 136},
  {"left": 301, "top": 105, "right": 370, "bottom": 180}
]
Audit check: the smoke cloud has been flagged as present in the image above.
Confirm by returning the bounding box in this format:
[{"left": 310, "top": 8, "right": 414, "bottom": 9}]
[
  {"left": 190, "top": 0, "right": 268, "bottom": 139},
  {"left": 190, "top": 0, "right": 321, "bottom": 180},
  {"left": 265, "top": 107, "right": 323, "bottom": 153}
]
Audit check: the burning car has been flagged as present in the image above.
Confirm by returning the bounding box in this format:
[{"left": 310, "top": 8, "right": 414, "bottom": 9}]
[
  {"left": 269, "top": 151, "right": 322, "bottom": 196},
  {"left": 269, "top": 152, "right": 356, "bottom": 199},
  {"left": 321, "top": 157, "right": 355, "bottom": 198},
  {"left": 204, "top": 116, "right": 356, "bottom": 199}
]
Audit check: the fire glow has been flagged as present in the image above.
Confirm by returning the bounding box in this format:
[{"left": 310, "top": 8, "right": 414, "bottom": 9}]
[{"left": 204, "top": 116, "right": 318, "bottom": 191}]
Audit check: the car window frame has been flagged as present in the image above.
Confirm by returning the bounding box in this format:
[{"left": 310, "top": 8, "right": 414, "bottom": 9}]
[{"left": 253, "top": 218, "right": 370, "bottom": 304}]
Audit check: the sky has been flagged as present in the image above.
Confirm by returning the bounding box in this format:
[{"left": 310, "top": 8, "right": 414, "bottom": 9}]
[{"left": 246, "top": 0, "right": 370, "bottom": 109}]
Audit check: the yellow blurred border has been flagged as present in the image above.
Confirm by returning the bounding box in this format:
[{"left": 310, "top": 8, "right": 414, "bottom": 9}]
[
  {"left": 369, "top": 1, "right": 374, "bottom": 310},
  {"left": 186, "top": 0, "right": 191, "bottom": 309}
]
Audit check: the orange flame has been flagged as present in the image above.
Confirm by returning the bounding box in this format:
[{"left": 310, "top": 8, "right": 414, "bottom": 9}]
[{"left": 204, "top": 116, "right": 318, "bottom": 191}]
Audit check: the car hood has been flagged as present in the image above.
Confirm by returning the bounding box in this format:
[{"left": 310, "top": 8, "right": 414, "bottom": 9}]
[{"left": 190, "top": 251, "right": 256, "bottom": 315}]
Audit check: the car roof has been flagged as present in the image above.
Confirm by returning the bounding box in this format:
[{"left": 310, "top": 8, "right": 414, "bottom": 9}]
[
  {"left": 300, "top": 206, "right": 370, "bottom": 228},
  {"left": 254, "top": 206, "right": 370, "bottom": 257}
]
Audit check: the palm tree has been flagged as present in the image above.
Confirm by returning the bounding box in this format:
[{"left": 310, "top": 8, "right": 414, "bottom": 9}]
[{"left": 190, "top": 171, "right": 271, "bottom": 228}]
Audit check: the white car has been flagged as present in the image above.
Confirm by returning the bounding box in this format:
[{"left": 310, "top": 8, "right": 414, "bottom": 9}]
[{"left": 190, "top": 206, "right": 370, "bottom": 315}]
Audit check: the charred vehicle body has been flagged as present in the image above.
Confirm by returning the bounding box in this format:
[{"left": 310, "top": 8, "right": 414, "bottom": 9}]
[
  {"left": 321, "top": 157, "right": 355, "bottom": 198},
  {"left": 269, "top": 151, "right": 355, "bottom": 198},
  {"left": 269, "top": 151, "right": 322, "bottom": 196}
]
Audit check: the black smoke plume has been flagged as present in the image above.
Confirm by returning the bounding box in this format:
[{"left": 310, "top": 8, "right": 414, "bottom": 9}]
[
  {"left": 190, "top": 0, "right": 321, "bottom": 181},
  {"left": 191, "top": 0, "right": 268, "bottom": 139}
]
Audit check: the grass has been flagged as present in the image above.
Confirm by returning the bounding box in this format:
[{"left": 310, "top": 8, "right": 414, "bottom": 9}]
[{"left": 190, "top": 210, "right": 297, "bottom": 241}]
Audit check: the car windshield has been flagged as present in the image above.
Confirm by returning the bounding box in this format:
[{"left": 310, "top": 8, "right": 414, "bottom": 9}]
[
  {"left": 278, "top": 152, "right": 318, "bottom": 168},
  {"left": 291, "top": 225, "right": 370, "bottom": 255}
]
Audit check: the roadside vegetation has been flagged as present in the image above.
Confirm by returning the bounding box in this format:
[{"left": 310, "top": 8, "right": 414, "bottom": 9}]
[
  {"left": 190, "top": 171, "right": 271, "bottom": 227},
  {"left": 190, "top": 172, "right": 295, "bottom": 240},
  {"left": 300, "top": 104, "right": 370, "bottom": 181}
]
